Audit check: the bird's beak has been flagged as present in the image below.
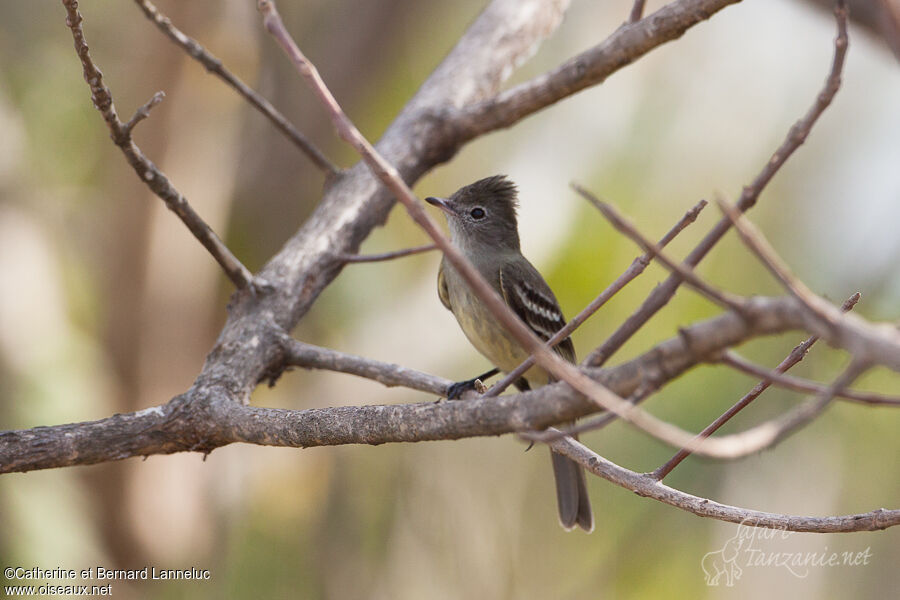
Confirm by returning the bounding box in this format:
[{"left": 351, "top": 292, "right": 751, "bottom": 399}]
[{"left": 425, "top": 196, "right": 457, "bottom": 216}]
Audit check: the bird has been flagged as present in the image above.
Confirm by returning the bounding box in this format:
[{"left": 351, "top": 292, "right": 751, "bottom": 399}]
[{"left": 425, "top": 175, "right": 593, "bottom": 532}]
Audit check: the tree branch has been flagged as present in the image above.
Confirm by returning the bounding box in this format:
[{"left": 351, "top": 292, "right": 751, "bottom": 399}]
[
  {"left": 61, "top": 0, "right": 255, "bottom": 290},
  {"left": 132, "top": 0, "right": 339, "bottom": 177},
  {"left": 715, "top": 200, "right": 900, "bottom": 369},
  {"left": 280, "top": 338, "right": 451, "bottom": 395},
  {"left": 486, "top": 197, "right": 707, "bottom": 397},
  {"left": 1, "top": 295, "right": 881, "bottom": 473},
  {"left": 551, "top": 435, "right": 900, "bottom": 533},
  {"left": 662, "top": 360, "right": 866, "bottom": 464},
  {"left": 650, "top": 293, "right": 864, "bottom": 479},
  {"left": 121, "top": 90, "right": 165, "bottom": 136},
  {"left": 25, "top": 0, "right": 893, "bottom": 536},
  {"left": 454, "top": 0, "right": 744, "bottom": 138},
  {"left": 719, "top": 351, "right": 900, "bottom": 406},
  {"left": 335, "top": 243, "right": 438, "bottom": 264},
  {"left": 577, "top": 188, "right": 746, "bottom": 313},
  {"left": 585, "top": 0, "right": 849, "bottom": 366},
  {"left": 629, "top": 0, "right": 648, "bottom": 23}
]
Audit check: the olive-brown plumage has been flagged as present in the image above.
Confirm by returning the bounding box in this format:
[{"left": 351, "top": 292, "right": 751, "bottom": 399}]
[{"left": 427, "top": 175, "right": 593, "bottom": 532}]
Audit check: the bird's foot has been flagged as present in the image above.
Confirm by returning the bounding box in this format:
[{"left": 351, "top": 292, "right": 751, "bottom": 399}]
[{"left": 446, "top": 377, "right": 488, "bottom": 400}]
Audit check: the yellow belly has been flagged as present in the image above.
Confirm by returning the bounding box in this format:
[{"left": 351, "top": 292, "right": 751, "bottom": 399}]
[{"left": 447, "top": 275, "right": 550, "bottom": 388}]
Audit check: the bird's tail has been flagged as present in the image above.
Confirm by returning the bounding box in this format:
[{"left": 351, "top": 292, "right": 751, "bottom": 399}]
[{"left": 550, "top": 450, "right": 594, "bottom": 532}]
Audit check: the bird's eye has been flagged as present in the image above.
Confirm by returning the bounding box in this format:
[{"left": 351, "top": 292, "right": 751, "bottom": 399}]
[{"left": 470, "top": 207, "right": 486, "bottom": 220}]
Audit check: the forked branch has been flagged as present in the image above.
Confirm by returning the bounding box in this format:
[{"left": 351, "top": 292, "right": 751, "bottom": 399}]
[
  {"left": 585, "top": 0, "right": 850, "bottom": 366},
  {"left": 61, "top": 0, "right": 255, "bottom": 290},
  {"left": 133, "top": 0, "right": 339, "bottom": 176}
]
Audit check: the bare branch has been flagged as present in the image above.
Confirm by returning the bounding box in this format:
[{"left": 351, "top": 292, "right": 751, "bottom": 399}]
[
  {"left": 336, "top": 243, "right": 438, "bottom": 264},
  {"left": 716, "top": 197, "right": 846, "bottom": 331},
  {"left": 576, "top": 187, "right": 746, "bottom": 313},
  {"left": 12, "top": 291, "right": 893, "bottom": 473},
  {"left": 281, "top": 338, "right": 451, "bottom": 395},
  {"left": 668, "top": 360, "right": 865, "bottom": 467},
  {"left": 720, "top": 351, "right": 900, "bottom": 406},
  {"left": 122, "top": 90, "right": 165, "bottom": 136},
  {"left": 651, "top": 292, "right": 862, "bottom": 479},
  {"left": 455, "top": 0, "right": 744, "bottom": 138},
  {"left": 524, "top": 387, "right": 652, "bottom": 442},
  {"left": 584, "top": 293, "right": 857, "bottom": 452},
  {"left": 61, "top": 0, "right": 255, "bottom": 290},
  {"left": 0, "top": 395, "right": 212, "bottom": 474},
  {"left": 629, "top": 0, "right": 648, "bottom": 23},
  {"left": 133, "top": 0, "right": 339, "bottom": 176},
  {"left": 486, "top": 198, "right": 707, "bottom": 397},
  {"left": 585, "top": 0, "right": 850, "bottom": 366},
  {"left": 550, "top": 435, "right": 900, "bottom": 533},
  {"left": 715, "top": 203, "right": 900, "bottom": 368},
  {"left": 1, "top": 296, "right": 816, "bottom": 473},
  {"left": 803, "top": 0, "right": 900, "bottom": 60}
]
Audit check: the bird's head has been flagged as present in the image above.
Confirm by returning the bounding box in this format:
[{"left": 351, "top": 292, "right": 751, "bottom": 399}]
[{"left": 425, "top": 175, "right": 521, "bottom": 252}]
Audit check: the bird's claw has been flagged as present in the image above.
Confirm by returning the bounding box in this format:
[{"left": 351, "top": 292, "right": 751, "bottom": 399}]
[{"left": 446, "top": 377, "right": 485, "bottom": 400}]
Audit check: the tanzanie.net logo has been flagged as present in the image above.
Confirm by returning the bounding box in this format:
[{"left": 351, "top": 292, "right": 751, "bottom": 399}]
[{"left": 700, "top": 519, "right": 873, "bottom": 586}]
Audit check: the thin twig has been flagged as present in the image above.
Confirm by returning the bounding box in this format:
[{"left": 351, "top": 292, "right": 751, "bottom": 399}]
[
  {"left": 550, "top": 435, "right": 899, "bottom": 533},
  {"left": 486, "top": 198, "right": 707, "bottom": 397},
  {"left": 716, "top": 198, "right": 844, "bottom": 337},
  {"left": 336, "top": 243, "right": 438, "bottom": 264},
  {"left": 584, "top": 0, "right": 850, "bottom": 367},
  {"left": 281, "top": 338, "right": 451, "bottom": 395},
  {"left": 682, "top": 361, "right": 865, "bottom": 464},
  {"left": 720, "top": 351, "right": 900, "bottom": 407},
  {"left": 61, "top": 0, "right": 255, "bottom": 290},
  {"left": 629, "top": 0, "right": 647, "bottom": 23},
  {"left": 526, "top": 387, "right": 652, "bottom": 441},
  {"left": 133, "top": 0, "right": 339, "bottom": 177},
  {"left": 576, "top": 187, "right": 746, "bottom": 313},
  {"left": 122, "top": 90, "right": 165, "bottom": 136},
  {"left": 651, "top": 292, "right": 861, "bottom": 479}
]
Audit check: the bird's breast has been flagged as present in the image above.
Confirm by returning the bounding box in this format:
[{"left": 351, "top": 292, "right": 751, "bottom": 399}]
[{"left": 444, "top": 267, "right": 550, "bottom": 388}]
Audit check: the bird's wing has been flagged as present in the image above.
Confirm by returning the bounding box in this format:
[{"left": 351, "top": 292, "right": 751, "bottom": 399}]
[
  {"left": 437, "top": 260, "right": 452, "bottom": 311},
  {"left": 499, "top": 262, "right": 576, "bottom": 363}
]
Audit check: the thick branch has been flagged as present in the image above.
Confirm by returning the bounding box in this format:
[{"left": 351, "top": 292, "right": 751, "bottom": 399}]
[
  {"left": 0, "top": 395, "right": 219, "bottom": 473},
  {"left": 0, "top": 296, "right": 847, "bottom": 473},
  {"left": 455, "top": 0, "right": 743, "bottom": 138}
]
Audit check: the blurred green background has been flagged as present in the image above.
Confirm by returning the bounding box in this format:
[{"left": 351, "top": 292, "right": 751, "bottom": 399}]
[{"left": 1, "top": 0, "right": 898, "bottom": 598}]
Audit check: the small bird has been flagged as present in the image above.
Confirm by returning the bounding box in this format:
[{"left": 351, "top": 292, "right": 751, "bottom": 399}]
[{"left": 426, "top": 175, "right": 593, "bottom": 532}]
